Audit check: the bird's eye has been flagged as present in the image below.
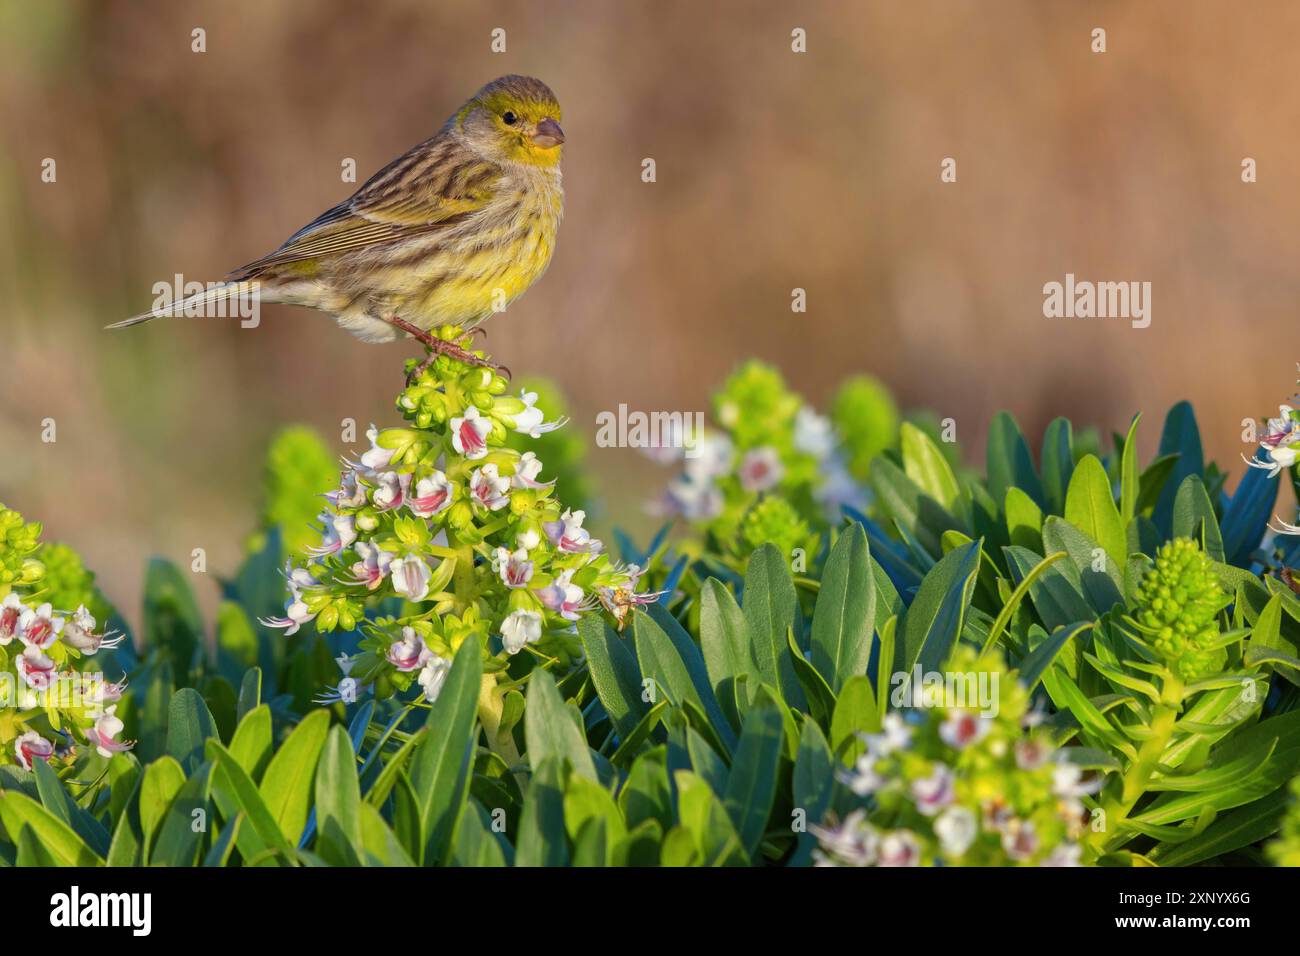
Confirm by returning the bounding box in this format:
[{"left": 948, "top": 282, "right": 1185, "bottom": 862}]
[{"left": 502, "top": 111, "right": 517, "bottom": 125}]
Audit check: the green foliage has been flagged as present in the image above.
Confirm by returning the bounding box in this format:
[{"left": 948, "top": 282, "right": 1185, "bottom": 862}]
[{"left": 247, "top": 426, "right": 339, "bottom": 558}]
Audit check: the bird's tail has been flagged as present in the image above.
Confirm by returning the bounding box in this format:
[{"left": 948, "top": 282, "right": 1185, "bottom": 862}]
[{"left": 105, "top": 281, "right": 260, "bottom": 330}]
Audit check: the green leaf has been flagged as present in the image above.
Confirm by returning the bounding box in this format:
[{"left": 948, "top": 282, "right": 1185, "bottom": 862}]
[
  {"left": 166, "top": 687, "right": 220, "bottom": 773},
  {"left": 790, "top": 721, "right": 835, "bottom": 866},
  {"left": 526, "top": 668, "right": 598, "bottom": 782},
  {"left": 700, "top": 578, "right": 756, "bottom": 728},
  {"left": 32, "top": 759, "right": 110, "bottom": 858},
  {"left": 1153, "top": 789, "right": 1289, "bottom": 866},
  {"left": 216, "top": 600, "right": 259, "bottom": 671},
  {"left": 149, "top": 762, "right": 213, "bottom": 866},
  {"left": 1064, "top": 455, "right": 1127, "bottom": 572},
  {"left": 810, "top": 524, "right": 876, "bottom": 694},
  {"left": 1040, "top": 417, "right": 1075, "bottom": 515},
  {"left": 452, "top": 800, "right": 509, "bottom": 867},
  {"left": 516, "top": 757, "right": 569, "bottom": 867},
  {"left": 979, "top": 550, "right": 1067, "bottom": 658},
  {"left": 577, "top": 614, "right": 647, "bottom": 741},
  {"left": 139, "top": 755, "right": 186, "bottom": 861},
  {"left": 0, "top": 790, "right": 103, "bottom": 866},
  {"left": 742, "top": 545, "right": 804, "bottom": 708},
  {"left": 1119, "top": 414, "right": 1141, "bottom": 522},
  {"left": 1153, "top": 400, "right": 1204, "bottom": 535},
  {"left": 408, "top": 638, "right": 481, "bottom": 865},
  {"left": 228, "top": 704, "right": 273, "bottom": 781},
  {"left": 619, "top": 747, "right": 673, "bottom": 832},
  {"left": 207, "top": 740, "right": 292, "bottom": 856},
  {"left": 899, "top": 539, "right": 981, "bottom": 675},
  {"left": 672, "top": 770, "right": 748, "bottom": 866},
  {"left": 830, "top": 675, "right": 881, "bottom": 755},
  {"left": 787, "top": 627, "right": 836, "bottom": 728},
  {"left": 1018, "top": 622, "right": 1093, "bottom": 690},
  {"left": 609, "top": 699, "right": 669, "bottom": 767},
  {"left": 988, "top": 412, "right": 1046, "bottom": 510},
  {"left": 143, "top": 558, "right": 203, "bottom": 674},
  {"left": 1005, "top": 487, "right": 1044, "bottom": 551},
  {"left": 632, "top": 610, "right": 736, "bottom": 753},
  {"left": 1041, "top": 516, "right": 1125, "bottom": 613},
  {"left": 258, "top": 708, "right": 330, "bottom": 845},
  {"left": 722, "top": 696, "right": 784, "bottom": 859},
  {"left": 236, "top": 667, "right": 262, "bottom": 724},
  {"left": 901, "top": 422, "right": 962, "bottom": 512},
  {"left": 314, "top": 725, "right": 363, "bottom": 866},
  {"left": 563, "top": 774, "right": 626, "bottom": 863},
  {"left": 1173, "top": 475, "right": 1226, "bottom": 563}
]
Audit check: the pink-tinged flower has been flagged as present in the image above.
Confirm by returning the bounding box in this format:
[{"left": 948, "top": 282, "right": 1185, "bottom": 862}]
[
  {"left": 934, "top": 806, "right": 978, "bottom": 858},
  {"left": 346, "top": 541, "right": 394, "bottom": 590},
  {"left": 84, "top": 676, "right": 127, "bottom": 707},
  {"left": 653, "top": 477, "right": 723, "bottom": 521},
  {"left": 307, "top": 512, "right": 357, "bottom": 556},
  {"left": 1014, "top": 737, "right": 1051, "bottom": 770},
  {"left": 88, "top": 705, "right": 133, "bottom": 759},
  {"left": 512, "top": 390, "right": 567, "bottom": 439},
  {"left": 864, "top": 712, "right": 913, "bottom": 758},
  {"left": 910, "top": 764, "right": 956, "bottom": 816},
  {"left": 501, "top": 609, "right": 544, "bottom": 655},
  {"left": 14, "top": 731, "right": 54, "bottom": 771},
  {"left": 535, "top": 570, "right": 590, "bottom": 621},
  {"left": 408, "top": 471, "right": 453, "bottom": 517},
  {"left": 260, "top": 565, "right": 321, "bottom": 635},
  {"left": 18, "top": 603, "right": 62, "bottom": 649},
  {"left": 386, "top": 627, "right": 432, "bottom": 672},
  {"left": 1000, "top": 819, "right": 1039, "bottom": 861},
  {"left": 418, "top": 654, "right": 452, "bottom": 702},
  {"left": 543, "top": 509, "right": 602, "bottom": 554},
  {"left": 371, "top": 471, "right": 408, "bottom": 512},
  {"left": 0, "top": 593, "right": 24, "bottom": 645},
  {"left": 939, "top": 710, "right": 989, "bottom": 750},
  {"left": 811, "top": 810, "right": 879, "bottom": 867},
  {"left": 739, "top": 446, "right": 784, "bottom": 493},
  {"left": 359, "top": 425, "right": 397, "bottom": 471},
  {"left": 878, "top": 830, "right": 922, "bottom": 867},
  {"left": 469, "top": 464, "right": 511, "bottom": 511},
  {"left": 1245, "top": 446, "right": 1296, "bottom": 479},
  {"left": 61, "top": 605, "right": 123, "bottom": 654},
  {"left": 390, "top": 555, "right": 434, "bottom": 602},
  {"left": 511, "top": 452, "right": 553, "bottom": 490},
  {"left": 16, "top": 645, "right": 56, "bottom": 690},
  {"left": 451, "top": 406, "right": 492, "bottom": 459},
  {"left": 494, "top": 547, "right": 535, "bottom": 588},
  {"left": 794, "top": 406, "right": 837, "bottom": 459},
  {"left": 327, "top": 467, "right": 367, "bottom": 508}
]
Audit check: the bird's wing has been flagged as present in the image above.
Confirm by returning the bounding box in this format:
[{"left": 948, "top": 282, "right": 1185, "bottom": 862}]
[{"left": 229, "top": 136, "right": 501, "bottom": 278}]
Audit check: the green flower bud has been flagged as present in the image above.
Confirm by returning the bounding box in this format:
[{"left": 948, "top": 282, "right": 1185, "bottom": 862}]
[
  {"left": 740, "top": 496, "right": 811, "bottom": 559},
  {"left": 1133, "top": 538, "right": 1229, "bottom": 680}
]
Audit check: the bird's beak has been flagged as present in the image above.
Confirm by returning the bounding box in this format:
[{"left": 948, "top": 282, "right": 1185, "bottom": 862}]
[{"left": 531, "top": 118, "right": 565, "bottom": 149}]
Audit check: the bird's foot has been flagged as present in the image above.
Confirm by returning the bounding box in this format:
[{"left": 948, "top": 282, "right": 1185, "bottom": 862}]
[{"left": 386, "top": 316, "right": 508, "bottom": 383}]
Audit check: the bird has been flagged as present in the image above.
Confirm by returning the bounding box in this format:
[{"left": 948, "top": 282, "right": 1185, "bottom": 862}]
[{"left": 107, "top": 75, "right": 565, "bottom": 377}]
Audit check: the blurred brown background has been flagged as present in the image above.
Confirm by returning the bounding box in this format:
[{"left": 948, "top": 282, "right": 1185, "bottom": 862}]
[{"left": 2, "top": 0, "right": 1298, "bottom": 623}]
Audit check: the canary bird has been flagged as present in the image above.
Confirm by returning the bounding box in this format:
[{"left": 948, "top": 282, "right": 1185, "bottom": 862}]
[{"left": 108, "top": 75, "right": 565, "bottom": 375}]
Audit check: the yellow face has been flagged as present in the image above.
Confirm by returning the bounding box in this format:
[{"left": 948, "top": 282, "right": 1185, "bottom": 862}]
[{"left": 459, "top": 76, "right": 564, "bottom": 168}]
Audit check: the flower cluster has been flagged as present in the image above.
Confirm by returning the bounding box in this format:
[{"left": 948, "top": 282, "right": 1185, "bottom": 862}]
[
  {"left": 1129, "top": 538, "right": 1229, "bottom": 681},
  {"left": 1246, "top": 370, "right": 1300, "bottom": 480},
  {"left": 0, "top": 504, "right": 130, "bottom": 773},
  {"left": 650, "top": 362, "right": 873, "bottom": 557},
  {"left": 263, "top": 326, "right": 658, "bottom": 704},
  {"left": 813, "top": 649, "right": 1097, "bottom": 867}
]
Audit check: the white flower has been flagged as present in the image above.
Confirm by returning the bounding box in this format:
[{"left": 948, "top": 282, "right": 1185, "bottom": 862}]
[
  {"left": 89, "top": 705, "right": 133, "bottom": 758},
  {"left": 939, "top": 710, "right": 989, "bottom": 750},
  {"left": 517, "top": 527, "right": 541, "bottom": 551},
  {"left": 878, "top": 830, "right": 922, "bottom": 867},
  {"left": 418, "top": 655, "right": 452, "bottom": 702},
  {"left": 811, "top": 809, "right": 879, "bottom": 866},
  {"left": 15, "top": 645, "right": 56, "bottom": 690},
  {"left": 308, "top": 512, "right": 357, "bottom": 556},
  {"left": 328, "top": 468, "right": 367, "bottom": 508},
  {"left": 543, "top": 509, "right": 602, "bottom": 554},
  {"left": 864, "top": 712, "right": 912, "bottom": 758},
  {"left": 13, "top": 731, "right": 54, "bottom": 771},
  {"left": 18, "top": 603, "right": 62, "bottom": 649},
  {"left": 390, "top": 555, "right": 434, "bottom": 603},
  {"left": 794, "top": 406, "right": 837, "bottom": 459},
  {"left": 469, "top": 464, "right": 511, "bottom": 511},
  {"left": 371, "top": 471, "right": 407, "bottom": 512},
  {"left": 408, "top": 471, "right": 453, "bottom": 517},
  {"left": 739, "top": 447, "right": 784, "bottom": 492},
  {"left": 1042, "top": 843, "right": 1083, "bottom": 867},
  {"left": 512, "top": 390, "right": 566, "bottom": 439},
  {"left": 386, "top": 627, "right": 432, "bottom": 672},
  {"left": 910, "top": 764, "right": 955, "bottom": 816},
  {"left": 1000, "top": 819, "right": 1039, "bottom": 861},
  {"left": 61, "top": 605, "right": 122, "bottom": 654},
  {"left": 360, "top": 425, "right": 397, "bottom": 471},
  {"left": 260, "top": 564, "right": 321, "bottom": 635},
  {"left": 450, "top": 406, "right": 492, "bottom": 459},
  {"left": 0, "top": 593, "right": 24, "bottom": 645},
  {"left": 493, "top": 547, "right": 535, "bottom": 588},
  {"left": 655, "top": 476, "right": 723, "bottom": 521},
  {"left": 1051, "top": 761, "right": 1103, "bottom": 798},
  {"left": 934, "top": 805, "right": 978, "bottom": 858},
  {"left": 501, "top": 609, "right": 544, "bottom": 655},
  {"left": 511, "top": 451, "right": 553, "bottom": 489},
  {"left": 842, "top": 752, "right": 887, "bottom": 796},
  {"left": 683, "top": 433, "right": 734, "bottom": 484}
]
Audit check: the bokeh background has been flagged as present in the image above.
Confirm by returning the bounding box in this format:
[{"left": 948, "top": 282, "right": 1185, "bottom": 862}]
[{"left": 3, "top": 0, "right": 1299, "bottom": 627}]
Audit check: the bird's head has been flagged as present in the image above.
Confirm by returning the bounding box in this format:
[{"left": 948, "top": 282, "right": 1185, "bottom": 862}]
[{"left": 455, "top": 75, "right": 564, "bottom": 169}]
